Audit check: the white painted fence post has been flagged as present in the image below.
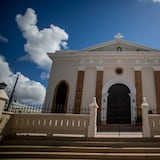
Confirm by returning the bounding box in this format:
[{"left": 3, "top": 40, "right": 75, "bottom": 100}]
[
  {"left": 88, "top": 97, "right": 99, "bottom": 137},
  {"left": 0, "top": 85, "right": 9, "bottom": 120},
  {"left": 141, "top": 97, "right": 151, "bottom": 138}
]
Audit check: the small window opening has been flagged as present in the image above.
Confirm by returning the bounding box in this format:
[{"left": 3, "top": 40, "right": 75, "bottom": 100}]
[
  {"left": 117, "top": 47, "right": 122, "bottom": 51},
  {"left": 115, "top": 68, "right": 123, "bottom": 75}
]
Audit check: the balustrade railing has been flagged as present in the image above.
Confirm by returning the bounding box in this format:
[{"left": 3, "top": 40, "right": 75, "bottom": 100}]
[
  {"left": 141, "top": 97, "right": 160, "bottom": 137},
  {"left": 3, "top": 113, "right": 90, "bottom": 137},
  {"left": 1, "top": 97, "right": 98, "bottom": 138}
]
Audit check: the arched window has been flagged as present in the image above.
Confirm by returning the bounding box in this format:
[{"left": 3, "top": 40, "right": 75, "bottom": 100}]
[
  {"left": 52, "top": 81, "right": 69, "bottom": 113},
  {"left": 117, "top": 47, "right": 122, "bottom": 51}
]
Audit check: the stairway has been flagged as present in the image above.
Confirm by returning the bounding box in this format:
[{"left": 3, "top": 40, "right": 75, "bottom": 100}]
[
  {"left": 1, "top": 135, "right": 160, "bottom": 159},
  {"left": 98, "top": 124, "right": 142, "bottom": 132}
]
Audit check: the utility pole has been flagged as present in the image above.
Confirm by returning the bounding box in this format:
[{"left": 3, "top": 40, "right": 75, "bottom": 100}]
[{"left": 5, "top": 73, "right": 20, "bottom": 111}]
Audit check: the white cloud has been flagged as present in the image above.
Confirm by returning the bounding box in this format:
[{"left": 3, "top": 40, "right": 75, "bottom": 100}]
[
  {"left": 0, "top": 54, "right": 46, "bottom": 104},
  {"left": 139, "top": 0, "right": 160, "bottom": 3},
  {"left": 152, "top": 0, "right": 160, "bottom": 2},
  {"left": 0, "top": 34, "right": 8, "bottom": 43},
  {"left": 15, "top": 8, "right": 69, "bottom": 70},
  {"left": 40, "top": 71, "right": 49, "bottom": 80}
]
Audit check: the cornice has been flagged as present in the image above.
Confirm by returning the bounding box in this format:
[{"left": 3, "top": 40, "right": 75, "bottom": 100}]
[
  {"left": 153, "top": 66, "right": 160, "bottom": 71},
  {"left": 134, "top": 66, "right": 142, "bottom": 71},
  {"left": 48, "top": 51, "right": 160, "bottom": 60}
]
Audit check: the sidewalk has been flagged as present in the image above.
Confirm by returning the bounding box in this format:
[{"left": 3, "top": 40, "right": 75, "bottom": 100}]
[{"left": 96, "top": 132, "right": 143, "bottom": 138}]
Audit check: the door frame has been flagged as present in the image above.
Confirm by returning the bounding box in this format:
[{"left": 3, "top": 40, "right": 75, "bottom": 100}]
[
  {"left": 107, "top": 83, "right": 131, "bottom": 124},
  {"left": 51, "top": 80, "right": 69, "bottom": 113},
  {"left": 101, "top": 78, "right": 136, "bottom": 125}
]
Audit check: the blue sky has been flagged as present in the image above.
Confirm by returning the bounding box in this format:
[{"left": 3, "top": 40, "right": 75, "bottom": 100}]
[{"left": 1, "top": 0, "right": 160, "bottom": 104}]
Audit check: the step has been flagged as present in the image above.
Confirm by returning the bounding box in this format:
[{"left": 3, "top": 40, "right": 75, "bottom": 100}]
[
  {"left": 1, "top": 151, "right": 160, "bottom": 160},
  {"left": 1, "top": 145, "right": 160, "bottom": 153},
  {"left": 1, "top": 136, "right": 160, "bottom": 159},
  {"left": 98, "top": 124, "right": 142, "bottom": 132},
  {"left": 2, "top": 135, "right": 160, "bottom": 143},
  {"left": 2, "top": 137, "right": 160, "bottom": 147}
]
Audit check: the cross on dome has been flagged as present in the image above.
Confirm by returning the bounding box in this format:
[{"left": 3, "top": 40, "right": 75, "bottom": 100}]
[{"left": 114, "top": 32, "right": 124, "bottom": 39}]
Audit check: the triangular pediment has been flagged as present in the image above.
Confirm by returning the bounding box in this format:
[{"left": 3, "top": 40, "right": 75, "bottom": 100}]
[{"left": 82, "top": 39, "right": 159, "bottom": 52}]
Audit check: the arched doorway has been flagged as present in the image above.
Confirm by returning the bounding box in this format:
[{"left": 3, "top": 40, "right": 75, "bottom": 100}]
[
  {"left": 52, "top": 81, "right": 69, "bottom": 113},
  {"left": 107, "top": 84, "right": 131, "bottom": 124},
  {"left": 101, "top": 78, "right": 136, "bottom": 125}
]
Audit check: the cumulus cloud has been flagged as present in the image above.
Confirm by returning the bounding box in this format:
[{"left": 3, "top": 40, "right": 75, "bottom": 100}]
[
  {"left": 0, "top": 54, "right": 46, "bottom": 104},
  {"left": 152, "top": 0, "right": 160, "bottom": 2},
  {"left": 40, "top": 71, "right": 49, "bottom": 80},
  {"left": 15, "top": 8, "right": 69, "bottom": 70},
  {"left": 139, "top": 0, "right": 160, "bottom": 3},
  {"left": 0, "top": 34, "right": 8, "bottom": 43}
]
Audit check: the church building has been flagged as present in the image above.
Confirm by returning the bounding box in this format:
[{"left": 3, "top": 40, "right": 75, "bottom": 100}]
[{"left": 43, "top": 34, "right": 160, "bottom": 125}]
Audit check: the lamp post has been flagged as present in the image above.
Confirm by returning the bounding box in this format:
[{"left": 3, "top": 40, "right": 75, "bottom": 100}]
[{"left": 5, "top": 73, "right": 20, "bottom": 111}]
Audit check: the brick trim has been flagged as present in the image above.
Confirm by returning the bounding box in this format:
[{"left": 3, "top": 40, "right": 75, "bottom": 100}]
[
  {"left": 135, "top": 71, "right": 142, "bottom": 117},
  {"left": 74, "top": 71, "right": 85, "bottom": 113},
  {"left": 154, "top": 71, "right": 160, "bottom": 113},
  {"left": 95, "top": 71, "right": 103, "bottom": 123}
]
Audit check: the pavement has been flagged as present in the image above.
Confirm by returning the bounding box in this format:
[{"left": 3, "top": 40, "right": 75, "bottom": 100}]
[{"left": 96, "top": 132, "right": 143, "bottom": 138}]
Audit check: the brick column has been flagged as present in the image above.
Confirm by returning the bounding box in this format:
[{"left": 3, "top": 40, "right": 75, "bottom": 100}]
[
  {"left": 134, "top": 67, "right": 142, "bottom": 118},
  {"left": 153, "top": 66, "right": 160, "bottom": 113},
  {"left": 95, "top": 66, "right": 104, "bottom": 124},
  {"left": 74, "top": 70, "right": 85, "bottom": 114}
]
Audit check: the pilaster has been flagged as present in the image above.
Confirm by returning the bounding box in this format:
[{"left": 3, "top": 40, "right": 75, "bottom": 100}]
[
  {"left": 134, "top": 66, "right": 142, "bottom": 118},
  {"left": 153, "top": 66, "right": 160, "bottom": 113},
  {"left": 74, "top": 70, "right": 85, "bottom": 113},
  {"left": 95, "top": 66, "right": 104, "bottom": 123}
]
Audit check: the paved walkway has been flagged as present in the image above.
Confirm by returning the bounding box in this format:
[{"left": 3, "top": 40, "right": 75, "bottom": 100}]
[
  {"left": 96, "top": 132, "right": 143, "bottom": 138},
  {"left": 52, "top": 132, "right": 143, "bottom": 138}
]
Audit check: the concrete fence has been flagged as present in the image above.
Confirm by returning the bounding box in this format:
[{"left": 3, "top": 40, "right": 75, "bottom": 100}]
[
  {"left": 0, "top": 97, "right": 98, "bottom": 138},
  {"left": 141, "top": 97, "right": 160, "bottom": 138},
  {"left": 148, "top": 114, "right": 160, "bottom": 137},
  {"left": 3, "top": 113, "right": 90, "bottom": 137}
]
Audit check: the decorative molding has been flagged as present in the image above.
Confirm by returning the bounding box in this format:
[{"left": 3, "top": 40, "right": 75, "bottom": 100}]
[
  {"left": 102, "top": 78, "right": 136, "bottom": 94},
  {"left": 89, "top": 60, "right": 94, "bottom": 64},
  {"left": 80, "top": 59, "right": 85, "bottom": 65},
  {"left": 96, "top": 66, "right": 104, "bottom": 71},
  {"left": 98, "top": 60, "right": 103, "bottom": 65},
  {"left": 134, "top": 66, "right": 142, "bottom": 71},
  {"left": 153, "top": 66, "right": 160, "bottom": 71},
  {"left": 154, "top": 60, "right": 159, "bottom": 65},
  {"left": 117, "top": 59, "right": 122, "bottom": 64},
  {"left": 78, "top": 66, "right": 86, "bottom": 71}
]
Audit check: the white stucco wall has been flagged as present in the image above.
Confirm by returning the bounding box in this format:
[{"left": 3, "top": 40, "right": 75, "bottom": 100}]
[
  {"left": 81, "top": 67, "right": 96, "bottom": 111},
  {"left": 44, "top": 59, "right": 79, "bottom": 112},
  {"left": 103, "top": 66, "right": 135, "bottom": 85},
  {"left": 142, "top": 67, "right": 157, "bottom": 113},
  {"left": 44, "top": 39, "right": 160, "bottom": 118}
]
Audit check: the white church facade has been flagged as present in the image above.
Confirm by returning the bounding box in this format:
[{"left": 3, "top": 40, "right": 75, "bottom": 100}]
[{"left": 43, "top": 37, "right": 160, "bottom": 125}]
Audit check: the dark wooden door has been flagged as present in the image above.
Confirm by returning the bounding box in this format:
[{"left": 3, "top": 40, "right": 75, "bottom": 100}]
[{"left": 107, "top": 84, "right": 131, "bottom": 124}]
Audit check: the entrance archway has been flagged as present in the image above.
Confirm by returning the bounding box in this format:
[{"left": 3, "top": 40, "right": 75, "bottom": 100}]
[
  {"left": 52, "top": 81, "right": 69, "bottom": 113},
  {"left": 101, "top": 78, "right": 136, "bottom": 124},
  {"left": 107, "top": 84, "right": 131, "bottom": 124}
]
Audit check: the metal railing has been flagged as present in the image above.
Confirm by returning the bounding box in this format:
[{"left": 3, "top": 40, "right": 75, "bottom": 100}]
[
  {"left": 4, "top": 102, "right": 43, "bottom": 113},
  {"left": 4, "top": 103, "right": 90, "bottom": 114}
]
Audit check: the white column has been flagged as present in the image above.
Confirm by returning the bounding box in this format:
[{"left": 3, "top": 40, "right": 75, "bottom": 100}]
[
  {"left": 141, "top": 97, "right": 151, "bottom": 138},
  {"left": 101, "top": 93, "right": 109, "bottom": 124},
  {"left": 88, "top": 97, "right": 98, "bottom": 137},
  {"left": 129, "top": 93, "right": 137, "bottom": 125}
]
